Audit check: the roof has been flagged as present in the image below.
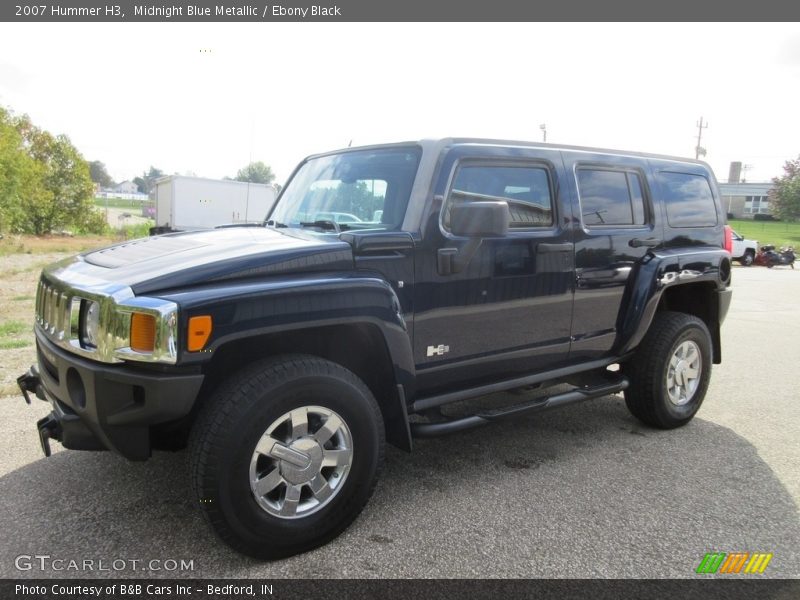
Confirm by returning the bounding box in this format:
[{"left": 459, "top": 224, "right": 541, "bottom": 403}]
[
  {"left": 718, "top": 182, "right": 773, "bottom": 195},
  {"left": 153, "top": 174, "right": 275, "bottom": 188},
  {"left": 306, "top": 137, "right": 710, "bottom": 168}
]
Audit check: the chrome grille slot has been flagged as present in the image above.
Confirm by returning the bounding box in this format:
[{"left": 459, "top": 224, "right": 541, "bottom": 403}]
[
  {"left": 56, "top": 291, "right": 67, "bottom": 340},
  {"left": 35, "top": 281, "right": 44, "bottom": 325},
  {"left": 48, "top": 287, "right": 58, "bottom": 334},
  {"left": 43, "top": 284, "right": 51, "bottom": 328},
  {"left": 47, "top": 288, "right": 56, "bottom": 333}
]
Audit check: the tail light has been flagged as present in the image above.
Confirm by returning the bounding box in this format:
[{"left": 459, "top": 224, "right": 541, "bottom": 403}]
[{"left": 723, "top": 225, "right": 733, "bottom": 254}]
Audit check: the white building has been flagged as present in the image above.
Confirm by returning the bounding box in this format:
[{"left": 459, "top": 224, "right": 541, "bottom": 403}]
[
  {"left": 718, "top": 182, "right": 774, "bottom": 218},
  {"left": 114, "top": 180, "right": 140, "bottom": 194}
]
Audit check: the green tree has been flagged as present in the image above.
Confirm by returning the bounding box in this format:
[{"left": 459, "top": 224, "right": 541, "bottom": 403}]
[
  {"left": 89, "top": 160, "right": 114, "bottom": 188},
  {"left": 234, "top": 161, "right": 275, "bottom": 184},
  {"left": 770, "top": 156, "right": 800, "bottom": 221},
  {"left": 0, "top": 107, "right": 105, "bottom": 235},
  {"left": 21, "top": 118, "right": 100, "bottom": 234},
  {"left": 336, "top": 180, "right": 383, "bottom": 221},
  {"left": 0, "top": 107, "right": 37, "bottom": 232},
  {"left": 133, "top": 166, "right": 164, "bottom": 194}
]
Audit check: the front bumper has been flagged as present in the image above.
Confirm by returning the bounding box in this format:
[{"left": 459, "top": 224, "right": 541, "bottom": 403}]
[{"left": 20, "top": 327, "right": 204, "bottom": 460}]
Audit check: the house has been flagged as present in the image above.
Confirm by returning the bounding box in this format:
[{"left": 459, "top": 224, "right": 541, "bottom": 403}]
[{"left": 114, "top": 180, "right": 139, "bottom": 194}]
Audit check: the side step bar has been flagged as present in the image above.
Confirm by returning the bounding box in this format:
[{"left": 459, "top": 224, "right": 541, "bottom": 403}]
[
  {"left": 410, "top": 356, "right": 620, "bottom": 413},
  {"left": 410, "top": 377, "right": 628, "bottom": 438}
]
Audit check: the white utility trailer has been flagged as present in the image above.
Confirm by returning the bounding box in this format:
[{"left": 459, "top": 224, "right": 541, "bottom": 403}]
[{"left": 152, "top": 175, "right": 277, "bottom": 232}]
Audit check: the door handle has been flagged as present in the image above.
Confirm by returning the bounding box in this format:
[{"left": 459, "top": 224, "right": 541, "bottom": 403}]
[
  {"left": 629, "top": 237, "right": 662, "bottom": 248},
  {"left": 537, "top": 242, "right": 572, "bottom": 253}
]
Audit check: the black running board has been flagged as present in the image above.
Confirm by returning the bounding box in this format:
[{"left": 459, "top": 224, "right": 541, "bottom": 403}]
[
  {"left": 410, "top": 356, "right": 621, "bottom": 413},
  {"left": 410, "top": 377, "right": 628, "bottom": 438}
]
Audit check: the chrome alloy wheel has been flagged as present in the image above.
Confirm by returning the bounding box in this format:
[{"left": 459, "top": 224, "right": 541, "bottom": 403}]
[
  {"left": 249, "top": 406, "right": 353, "bottom": 519},
  {"left": 666, "top": 340, "right": 702, "bottom": 406}
]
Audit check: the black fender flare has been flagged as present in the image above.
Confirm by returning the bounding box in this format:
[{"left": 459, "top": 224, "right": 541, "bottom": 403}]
[
  {"left": 159, "top": 274, "right": 416, "bottom": 449},
  {"left": 614, "top": 248, "right": 732, "bottom": 358}
]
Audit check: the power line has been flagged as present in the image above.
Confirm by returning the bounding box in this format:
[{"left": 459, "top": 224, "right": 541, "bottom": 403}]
[{"left": 695, "top": 117, "right": 708, "bottom": 159}]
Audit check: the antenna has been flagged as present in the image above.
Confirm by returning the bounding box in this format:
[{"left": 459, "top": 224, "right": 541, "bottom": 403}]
[
  {"left": 245, "top": 114, "right": 255, "bottom": 222},
  {"left": 741, "top": 163, "right": 754, "bottom": 183}
]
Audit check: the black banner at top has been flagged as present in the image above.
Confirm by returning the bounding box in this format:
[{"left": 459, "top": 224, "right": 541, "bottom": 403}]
[{"left": 2, "top": 0, "right": 800, "bottom": 22}]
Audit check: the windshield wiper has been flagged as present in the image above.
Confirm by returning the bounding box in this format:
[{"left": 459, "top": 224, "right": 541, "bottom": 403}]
[
  {"left": 298, "top": 220, "right": 349, "bottom": 233},
  {"left": 266, "top": 220, "right": 289, "bottom": 228}
]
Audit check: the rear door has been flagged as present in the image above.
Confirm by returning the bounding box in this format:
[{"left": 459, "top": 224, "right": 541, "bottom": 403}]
[
  {"left": 562, "top": 151, "right": 661, "bottom": 361},
  {"left": 650, "top": 160, "right": 725, "bottom": 251}
]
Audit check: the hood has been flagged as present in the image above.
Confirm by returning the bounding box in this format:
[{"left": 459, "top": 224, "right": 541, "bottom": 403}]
[{"left": 54, "top": 227, "right": 354, "bottom": 295}]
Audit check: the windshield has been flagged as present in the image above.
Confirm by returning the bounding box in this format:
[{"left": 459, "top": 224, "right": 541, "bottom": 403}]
[{"left": 268, "top": 146, "right": 421, "bottom": 232}]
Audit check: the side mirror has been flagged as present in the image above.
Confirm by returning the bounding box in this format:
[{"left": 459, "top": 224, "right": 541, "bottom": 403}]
[
  {"left": 450, "top": 201, "right": 509, "bottom": 238},
  {"left": 438, "top": 201, "right": 510, "bottom": 276}
]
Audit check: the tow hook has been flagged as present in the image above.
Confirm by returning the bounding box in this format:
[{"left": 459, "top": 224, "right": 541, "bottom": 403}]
[
  {"left": 16, "top": 367, "right": 42, "bottom": 405},
  {"left": 36, "top": 414, "right": 61, "bottom": 458}
]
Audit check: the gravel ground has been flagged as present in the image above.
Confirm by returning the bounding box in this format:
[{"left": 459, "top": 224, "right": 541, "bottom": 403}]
[{"left": 0, "top": 257, "right": 797, "bottom": 579}]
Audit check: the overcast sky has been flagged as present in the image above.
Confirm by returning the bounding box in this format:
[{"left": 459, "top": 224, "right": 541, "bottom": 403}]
[{"left": 1, "top": 22, "right": 799, "bottom": 185}]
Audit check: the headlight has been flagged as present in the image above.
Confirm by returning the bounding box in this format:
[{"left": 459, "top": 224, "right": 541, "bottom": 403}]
[{"left": 80, "top": 300, "right": 101, "bottom": 349}]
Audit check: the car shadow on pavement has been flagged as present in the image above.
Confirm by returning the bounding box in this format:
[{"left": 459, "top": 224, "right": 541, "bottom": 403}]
[{"left": 0, "top": 395, "right": 798, "bottom": 578}]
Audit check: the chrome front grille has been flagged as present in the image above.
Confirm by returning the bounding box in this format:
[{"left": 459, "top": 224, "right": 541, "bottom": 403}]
[{"left": 35, "top": 279, "right": 76, "bottom": 342}]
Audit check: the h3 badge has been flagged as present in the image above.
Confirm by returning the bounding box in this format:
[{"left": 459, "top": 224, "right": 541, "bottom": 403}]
[{"left": 426, "top": 344, "right": 450, "bottom": 357}]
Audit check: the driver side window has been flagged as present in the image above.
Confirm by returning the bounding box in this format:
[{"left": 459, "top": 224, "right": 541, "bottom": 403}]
[{"left": 445, "top": 164, "right": 554, "bottom": 230}]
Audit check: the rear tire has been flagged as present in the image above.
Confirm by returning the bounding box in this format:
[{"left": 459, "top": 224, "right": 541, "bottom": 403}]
[
  {"left": 189, "top": 355, "right": 384, "bottom": 559},
  {"left": 624, "top": 312, "right": 712, "bottom": 429},
  {"left": 740, "top": 250, "right": 754, "bottom": 266}
]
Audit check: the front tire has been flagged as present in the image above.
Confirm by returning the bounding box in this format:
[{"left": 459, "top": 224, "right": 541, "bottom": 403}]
[
  {"left": 624, "top": 312, "right": 712, "bottom": 429},
  {"left": 740, "top": 250, "right": 754, "bottom": 266},
  {"left": 189, "top": 355, "right": 384, "bottom": 559}
]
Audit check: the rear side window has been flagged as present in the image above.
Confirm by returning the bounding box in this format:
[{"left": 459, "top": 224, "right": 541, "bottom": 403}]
[
  {"left": 576, "top": 169, "right": 647, "bottom": 227},
  {"left": 658, "top": 172, "right": 718, "bottom": 227},
  {"left": 447, "top": 164, "right": 554, "bottom": 229}
]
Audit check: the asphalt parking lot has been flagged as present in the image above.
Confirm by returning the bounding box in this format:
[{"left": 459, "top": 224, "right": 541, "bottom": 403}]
[{"left": 0, "top": 265, "right": 798, "bottom": 579}]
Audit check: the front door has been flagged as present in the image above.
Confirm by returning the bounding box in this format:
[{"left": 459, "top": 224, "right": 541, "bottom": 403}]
[{"left": 413, "top": 146, "right": 575, "bottom": 394}]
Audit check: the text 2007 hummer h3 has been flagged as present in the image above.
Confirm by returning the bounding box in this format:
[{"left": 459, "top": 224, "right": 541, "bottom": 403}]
[{"left": 18, "top": 139, "right": 733, "bottom": 558}]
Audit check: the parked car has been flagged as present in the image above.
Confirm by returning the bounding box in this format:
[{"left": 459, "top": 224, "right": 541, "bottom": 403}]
[
  {"left": 314, "top": 211, "right": 363, "bottom": 224},
  {"left": 730, "top": 230, "right": 758, "bottom": 266}
]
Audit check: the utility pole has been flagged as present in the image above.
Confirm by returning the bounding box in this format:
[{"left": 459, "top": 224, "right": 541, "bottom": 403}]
[
  {"left": 695, "top": 117, "right": 708, "bottom": 159},
  {"left": 540, "top": 123, "right": 547, "bottom": 143}
]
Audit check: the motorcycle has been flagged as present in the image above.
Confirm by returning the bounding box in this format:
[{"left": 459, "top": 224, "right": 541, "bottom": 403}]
[{"left": 754, "top": 245, "right": 796, "bottom": 269}]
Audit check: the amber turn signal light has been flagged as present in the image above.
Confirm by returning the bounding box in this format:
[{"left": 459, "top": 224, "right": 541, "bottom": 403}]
[
  {"left": 130, "top": 313, "right": 156, "bottom": 353},
  {"left": 187, "top": 315, "right": 212, "bottom": 351}
]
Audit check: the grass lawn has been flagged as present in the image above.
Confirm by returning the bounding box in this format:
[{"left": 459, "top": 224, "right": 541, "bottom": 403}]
[
  {"left": 0, "top": 234, "right": 117, "bottom": 256},
  {"left": 728, "top": 219, "right": 800, "bottom": 249},
  {"left": 94, "top": 197, "right": 150, "bottom": 209}
]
